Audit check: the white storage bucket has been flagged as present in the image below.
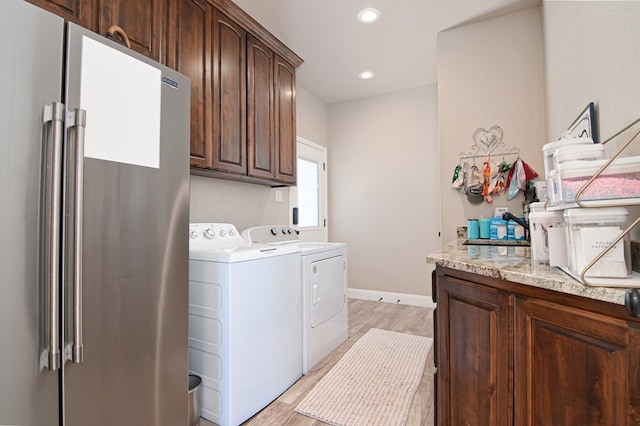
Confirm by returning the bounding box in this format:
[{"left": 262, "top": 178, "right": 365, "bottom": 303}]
[
  {"left": 563, "top": 207, "right": 631, "bottom": 278},
  {"left": 529, "top": 210, "right": 564, "bottom": 263},
  {"left": 553, "top": 143, "right": 605, "bottom": 170},
  {"left": 542, "top": 137, "right": 593, "bottom": 179},
  {"left": 555, "top": 155, "right": 640, "bottom": 205}
]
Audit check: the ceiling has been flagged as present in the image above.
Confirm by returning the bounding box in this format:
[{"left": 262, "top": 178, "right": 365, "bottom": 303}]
[{"left": 233, "top": 0, "right": 540, "bottom": 105}]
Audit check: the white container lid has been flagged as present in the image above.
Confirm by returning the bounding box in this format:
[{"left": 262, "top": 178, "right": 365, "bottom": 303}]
[
  {"left": 563, "top": 206, "right": 629, "bottom": 223},
  {"left": 529, "top": 210, "right": 563, "bottom": 222},
  {"left": 542, "top": 137, "right": 593, "bottom": 155},
  {"left": 557, "top": 155, "right": 640, "bottom": 179},
  {"left": 528, "top": 202, "right": 547, "bottom": 213},
  {"left": 553, "top": 144, "right": 605, "bottom": 164}
]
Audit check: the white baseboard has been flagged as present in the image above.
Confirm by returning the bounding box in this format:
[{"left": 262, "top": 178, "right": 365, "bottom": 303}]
[{"left": 347, "top": 288, "right": 436, "bottom": 309}]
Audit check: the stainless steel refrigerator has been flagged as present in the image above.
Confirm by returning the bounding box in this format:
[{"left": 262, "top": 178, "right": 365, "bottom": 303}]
[{"left": 0, "top": 1, "right": 191, "bottom": 424}]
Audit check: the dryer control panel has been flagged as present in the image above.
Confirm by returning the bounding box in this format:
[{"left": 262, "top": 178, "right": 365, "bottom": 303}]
[{"left": 242, "top": 226, "right": 300, "bottom": 244}]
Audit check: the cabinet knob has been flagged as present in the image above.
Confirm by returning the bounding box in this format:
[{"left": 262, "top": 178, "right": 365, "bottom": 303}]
[{"left": 106, "top": 25, "right": 131, "bottom": 49}]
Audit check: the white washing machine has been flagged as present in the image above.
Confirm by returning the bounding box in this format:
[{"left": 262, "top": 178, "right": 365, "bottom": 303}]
[
  {"left": 188, "top": 223, "right": 302, "bottom": 426},
  {"left": 242, "top": 226, "right": 348, "bottom": 374}
]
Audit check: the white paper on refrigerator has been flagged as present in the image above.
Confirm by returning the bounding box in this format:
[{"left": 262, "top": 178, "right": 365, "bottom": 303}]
[{"left": 80, "top": 36, "right": 161, "bottom": 168}]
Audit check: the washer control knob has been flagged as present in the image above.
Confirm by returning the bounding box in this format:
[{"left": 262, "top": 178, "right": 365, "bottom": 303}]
[
  {"left": 219, "top": 229, "right": 227, "bottom": 237},
  {"left": 281, "top": 229, "right": 287, "bottom": 235},
  {"left": 204, "top": 228, "right": 216, "bottom": 239},
  {"left": 287, "top": 229, "right": 292, "bottom": 234},
  {"left": 189, "top": 230, "right": 199, "bottom": 239},
  {"left": 229, "top": 229, "right": 236, "bottom": 236},
  {"left": 295, "top": 229, "right": 300, "bottom": 235},
  {"left": 270, "top": 228, "right": 277, "bottom": 236}
]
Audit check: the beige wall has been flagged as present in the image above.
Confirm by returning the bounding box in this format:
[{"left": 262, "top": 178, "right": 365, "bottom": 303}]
[
  {"left": 437, "top": 7, "right": 545, "bottom": 243},
  {"left": 543, "top": 1, "right": 640, "bottom": 153},
  {"left": 296, "top": 86, "right": 328, "bottom": 147},
  {"left": 189, "top": 84, "right": 328, "bottom": 232},
  {"left": 328, "top": 85, "right": 440, "bottom": 297},
  {"left": 542, "top": 0, "right": 640, "bottom": 237}
]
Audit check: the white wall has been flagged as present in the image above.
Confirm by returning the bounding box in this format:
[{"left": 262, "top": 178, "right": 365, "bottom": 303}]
[
  {"left": 437, "top": 7, "right": 545, "bottom": 243},
  {"left": 328, "top": 85, "right": 440, "bottom": 297},
  {"left": 189, "top": 84, "right": 329, "bottom": 231}
]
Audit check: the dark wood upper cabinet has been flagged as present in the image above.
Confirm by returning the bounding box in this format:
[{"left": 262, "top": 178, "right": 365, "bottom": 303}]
[
  {"left": 166, "top": 0, "right": 212, "bottom": 168},
  {"left": 30, "top": 0, "right": 303, "bottom": 186},
  {"left": 183, "top": 0, "right": 303, "bottom": 186},
  {"left": 274, "top": 56, "right": 297, "bottom": 184},
  {"left": 247, "top": 35, "right": 275, "bottom": 180},
  {"left": 212, "top": 10, "right": 246, "bottom": 176},
  {"left": 27, "top": 0, "right": 163, "bottom": 61},
  {"left": 25, "top": 0, "right": 96, "bottom": 28},
  {"left": 99, "top": 0, "right": 164, "bottom": 61}
]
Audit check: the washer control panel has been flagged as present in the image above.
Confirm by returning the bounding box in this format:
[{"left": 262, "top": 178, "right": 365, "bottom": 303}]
[
  {"left": 189, "top": 223, "right": 243, "bottom": 246},
  {"left": 242, "top": 225, "right": 300, "bottom": 244}
]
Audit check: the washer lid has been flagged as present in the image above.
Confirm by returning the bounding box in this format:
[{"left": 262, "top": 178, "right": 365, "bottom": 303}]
[{"left": 189, "top": 243, "right": 301, "bottom": 262}]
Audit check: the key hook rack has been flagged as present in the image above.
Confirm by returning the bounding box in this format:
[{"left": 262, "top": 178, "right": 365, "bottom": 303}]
[{"left": 459, "top": 126, "right": 520, "bottom": 163}]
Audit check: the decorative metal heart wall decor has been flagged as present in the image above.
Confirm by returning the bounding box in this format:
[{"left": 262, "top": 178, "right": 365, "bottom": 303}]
[{"left": 473, "top": 126, "right": 503, "bottom": 154}]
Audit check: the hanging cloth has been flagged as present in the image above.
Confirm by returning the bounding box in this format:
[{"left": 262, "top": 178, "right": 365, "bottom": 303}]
[{"left": 506, "top": 159, "right": 522, "bottom": 200}]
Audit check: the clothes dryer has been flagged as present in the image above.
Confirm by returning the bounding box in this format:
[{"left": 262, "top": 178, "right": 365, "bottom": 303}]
[
  {"left": 242, "top": 226, "right": 348, "bottom": 374},
  {"left": 188, "top": 223, "right": 302, "bottom": 426}
]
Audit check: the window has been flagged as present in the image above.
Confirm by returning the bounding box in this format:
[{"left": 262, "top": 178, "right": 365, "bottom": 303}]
[
  {"left": 297, "top": 158, "right": 320, "bottom": 227},
  {"left": 290, "top": 138, "right": 328, "bottom": 241}
]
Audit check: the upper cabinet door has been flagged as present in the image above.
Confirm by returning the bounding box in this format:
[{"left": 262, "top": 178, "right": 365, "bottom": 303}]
[
  {"left": 211, "top": 9, "right": 247, "bottom": 175},
  {"left": 25, "top": 0, "right": 96, "bottom": 28},
  {"left": 99, "top": 0, "right": 164, "bottom": 61},
  {"left": 275, "top": 56, "right": 297, "bottom": 184},
  {"left": 166, "top": 0, "right": 212, "bottom": 168},
  {"left": 247, "top": 35, "right": 276, "bottom": 180}
]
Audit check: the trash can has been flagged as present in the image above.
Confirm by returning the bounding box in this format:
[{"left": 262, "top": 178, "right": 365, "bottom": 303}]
[{"left": 188, "top": 375, "right": 202, "bottom": 426}]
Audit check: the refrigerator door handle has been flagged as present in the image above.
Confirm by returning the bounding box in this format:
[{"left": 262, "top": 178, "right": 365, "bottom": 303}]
[
  {"left": 66, "top": 108, "right": 86, "bottom": 364},
  {"left": 42, "top": 102, "right": 65, "bottom": 371}
]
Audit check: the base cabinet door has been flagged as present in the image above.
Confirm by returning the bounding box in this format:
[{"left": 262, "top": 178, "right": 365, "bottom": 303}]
[
  {"left": 515, "top": 297, "right": 640, "bottom": 425},
  {"left": 435, "top": 266, "right": 640, "bottom": 426},
  {"left": 436, "top": 273, "right": 513, "bottom": 426}
]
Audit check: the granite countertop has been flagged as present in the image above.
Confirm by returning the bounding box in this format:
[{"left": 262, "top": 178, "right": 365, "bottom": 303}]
[{"left": 427, "top": 240, "right": 628, "bottom": 306}]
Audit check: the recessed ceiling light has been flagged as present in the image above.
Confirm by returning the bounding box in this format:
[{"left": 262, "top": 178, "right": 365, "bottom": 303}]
[
  {"left": 358, "top": 71, "right": 375, "bottom": 80},
  {"left": 357, "top": 8, "right": 380, "bottom": 23}
]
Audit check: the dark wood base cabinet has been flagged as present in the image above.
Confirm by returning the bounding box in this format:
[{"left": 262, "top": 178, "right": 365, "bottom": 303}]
[{"left": 433, "top": 265, "right": 640, "bottom": 425}]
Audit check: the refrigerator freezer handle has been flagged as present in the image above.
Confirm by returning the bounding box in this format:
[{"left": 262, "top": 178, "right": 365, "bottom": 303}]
[
  {"left": 42, "top": 103, "right": 65, "bottom": 371},
  {"left": 66, "top": 108, "right": 86, "bottom": 364}
]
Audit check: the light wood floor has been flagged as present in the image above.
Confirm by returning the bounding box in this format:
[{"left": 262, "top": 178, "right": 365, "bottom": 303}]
[{"left": 200, "top": 298, "right": 435, "bottom": 426}]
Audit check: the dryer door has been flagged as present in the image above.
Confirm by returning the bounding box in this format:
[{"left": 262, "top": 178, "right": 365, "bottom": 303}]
[{"left": 310, "top": 255, "right": 346, "bottom": 328}]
